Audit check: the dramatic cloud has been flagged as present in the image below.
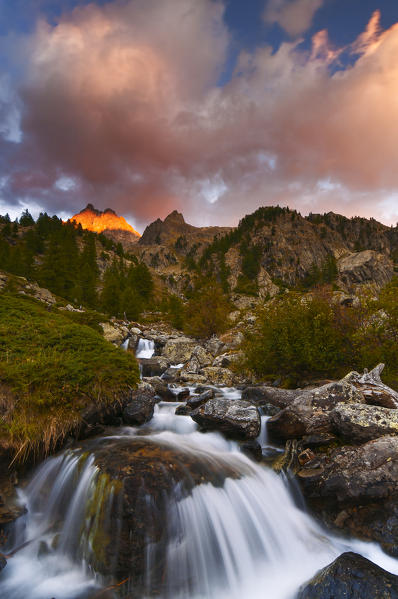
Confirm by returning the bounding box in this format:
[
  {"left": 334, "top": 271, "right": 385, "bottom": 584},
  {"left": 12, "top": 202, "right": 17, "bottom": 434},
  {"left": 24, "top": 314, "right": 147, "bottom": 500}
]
[
  {"left": 263, "top": 0, "right": 323, "bottom": 38},
  {"left": 1, "top": 1, "right": 398, "bottom": 229}
]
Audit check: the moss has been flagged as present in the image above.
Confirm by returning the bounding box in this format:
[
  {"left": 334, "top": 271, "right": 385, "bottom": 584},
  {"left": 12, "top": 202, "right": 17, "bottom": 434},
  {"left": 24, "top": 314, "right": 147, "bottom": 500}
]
[{"left": 0, "top": 292, "right": 140, "bottom": 461}]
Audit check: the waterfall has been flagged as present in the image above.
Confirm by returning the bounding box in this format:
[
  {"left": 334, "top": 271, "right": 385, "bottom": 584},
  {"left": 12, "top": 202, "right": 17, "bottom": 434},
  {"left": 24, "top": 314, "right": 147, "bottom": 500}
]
[
  {"left": 2, "top": 399, "right": 398, "bottom": 599},
  {"left": 136, "top": 338, "right": 155, "bottom": 359}
]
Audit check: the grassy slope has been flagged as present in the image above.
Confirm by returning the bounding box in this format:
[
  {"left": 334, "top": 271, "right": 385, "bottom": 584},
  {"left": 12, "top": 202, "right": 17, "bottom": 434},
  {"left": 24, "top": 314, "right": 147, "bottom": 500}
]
[{"left": 0, "top": 292, "right": 139, "bottom": 461}]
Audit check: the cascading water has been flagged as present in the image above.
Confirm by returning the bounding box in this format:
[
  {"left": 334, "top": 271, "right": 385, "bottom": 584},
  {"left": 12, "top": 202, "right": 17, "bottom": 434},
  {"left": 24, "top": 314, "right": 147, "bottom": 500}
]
[
  {"left": 2, "top": 389, "right": 398, "bottom": 599},
  {"left": 136, "top": 338, "right": 155, "bottom": 359}
]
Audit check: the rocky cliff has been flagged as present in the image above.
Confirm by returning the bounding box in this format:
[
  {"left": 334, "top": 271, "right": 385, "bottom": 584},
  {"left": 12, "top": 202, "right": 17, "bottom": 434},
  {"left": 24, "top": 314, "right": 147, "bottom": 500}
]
[{"left": 70, "top": 204, "right": 140, "bottom": 247}]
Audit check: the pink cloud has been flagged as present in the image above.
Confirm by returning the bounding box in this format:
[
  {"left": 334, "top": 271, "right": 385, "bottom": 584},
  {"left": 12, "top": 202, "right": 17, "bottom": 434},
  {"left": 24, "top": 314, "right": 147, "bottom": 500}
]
[{"left": 2, "top": 2, "right": 398, "bottom": 227}]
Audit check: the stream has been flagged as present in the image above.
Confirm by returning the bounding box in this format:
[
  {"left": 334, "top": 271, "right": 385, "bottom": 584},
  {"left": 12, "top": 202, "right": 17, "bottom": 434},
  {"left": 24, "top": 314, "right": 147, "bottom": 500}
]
[{"left": 2, "top": 341, "right": 398, "bottom": 598}]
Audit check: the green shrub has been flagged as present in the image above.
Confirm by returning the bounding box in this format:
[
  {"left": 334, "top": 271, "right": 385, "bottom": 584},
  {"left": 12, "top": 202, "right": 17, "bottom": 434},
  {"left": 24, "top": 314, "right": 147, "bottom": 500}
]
[
  {"left": 0, "top": 293, "right": 139, "bottom": 460},
  {"left": 184, "top": 281, "right": 231, "bottom": 339}
]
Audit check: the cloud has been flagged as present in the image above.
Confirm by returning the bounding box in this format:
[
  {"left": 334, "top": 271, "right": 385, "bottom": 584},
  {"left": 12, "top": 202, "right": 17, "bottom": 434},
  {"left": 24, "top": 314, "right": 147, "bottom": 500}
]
[
  {"left": 1, "top": 2, "right": 398, "bottom": 229},
  {"left": 263, "top": 0, "right": 323, "bottom": 37}
]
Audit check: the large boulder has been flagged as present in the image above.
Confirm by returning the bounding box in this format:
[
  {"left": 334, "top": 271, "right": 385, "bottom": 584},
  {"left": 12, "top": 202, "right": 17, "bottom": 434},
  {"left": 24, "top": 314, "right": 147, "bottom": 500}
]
[
  {"left": 200, "top": 367, "right": 236, "bottom": 386},
  {"left": 297, "top": 436, "right": 398, "bottom": 554},
  {"left": 122, "top": 392, "right": 157, "bottom": 426},
  {"left": 161, "top": 337, "right": 196, "bottom": 364},
  {"left": 267, "top": 381, "right": 365, "bottom": 442},
  {"left": 241, "top": 386, "right": 301, "bottom": 409},
  {"left": 331, "top": 403, "right": 398, "bottom": 443},
  {"left": 71, "top": 436, "right": 247, "bottom": 593},
  {"left": 298, "top": 552, "right": 398, "bottom": 599},
  {"left": 299, "top": 435, "right": 398, "bottom": 507},
  {"left": 191, "top": 398, "right": 260, "bottom": 440},
  {"left": 338, "top": 250, "right": 393, "bottom": 291}
]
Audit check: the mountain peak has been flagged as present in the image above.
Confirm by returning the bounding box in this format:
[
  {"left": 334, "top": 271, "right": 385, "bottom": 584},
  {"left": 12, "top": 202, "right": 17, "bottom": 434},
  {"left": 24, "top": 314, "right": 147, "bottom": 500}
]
[
  {"left": 70, "top": 205, "right": 140, "bottom": 237},
  {"left": 164, "top": 210, "right": 185, "bottom": 225}
]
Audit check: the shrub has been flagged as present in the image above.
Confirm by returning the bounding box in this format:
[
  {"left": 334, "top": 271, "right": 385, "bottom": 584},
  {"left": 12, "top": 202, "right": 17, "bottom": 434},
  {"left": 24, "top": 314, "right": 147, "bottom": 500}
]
[
  {"left": 0, "top": 293, "right": 140, "bottom": 460},
  {"left": 184, "top": 281, "right": 231, "bottom": 339}
]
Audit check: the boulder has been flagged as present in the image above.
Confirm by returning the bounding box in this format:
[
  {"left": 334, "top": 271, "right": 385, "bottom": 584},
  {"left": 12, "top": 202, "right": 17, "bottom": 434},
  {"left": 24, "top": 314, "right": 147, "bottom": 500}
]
[
  {"left": 331, "top": 404, "right": 398, "bottom": 443},
  {"left": 177, "top": 388, "right": 190, "bottom": 401},
  {"left": 267, "top": 381, "right": 365, "bottom": 442},
  {"left": 205, "top": 336, "right": 225, "bottom": 356},
  {"left": 338, "top": 250, "right": 393, "bottom": 291},
  {"left": 241, "top": 386, "right": 301, "bottom": 409},
  {"left": 200, "top": 367, "right": 236, "bottom": 386},
  {"left": 191, "top": 346, "right": 213, "bottom": 367},
  {"left": 186, "top": 389, "right": 214, "bottom": 410},
  {"left": 191, "top": 398, "right": 260, "bottom": 440},
  {"left": 76, "top": 436, "right": 246, "bottom": 592},
  {"left": 212, "top": 352, "right": 243, "bottom": 368},
  {"left": 122, "top": 392, "right": 157, "bottom": 426},
  {"left": 139, "top": 356, "right": 169, "bottom": 378},
  {"left": 161, "top": 337, "right": 196, "bottom": 363},
  {"left": 142, "top": 377, "right": 176, "bottom": 401},
  {"left": 100, "top": 322, "right": 125, "bottom": 345},
  {"left": 298, "top": 552, "right": 398, "bottom": 599},
  {"left": 299, "top": 435, "right": 398, "bottom": 507},
  {"left": 175, "top": 404, "right": 192, "bottom": 416}
]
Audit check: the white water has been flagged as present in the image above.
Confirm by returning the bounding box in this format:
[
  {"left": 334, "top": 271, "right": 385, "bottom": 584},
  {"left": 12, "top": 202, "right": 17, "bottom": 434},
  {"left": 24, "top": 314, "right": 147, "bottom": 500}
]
[
  {"left": 2, "top": 391, "right": 398, "bottom": 599},
  {"left": 136, "top": 338, "right": 155, "bottom": 359}
]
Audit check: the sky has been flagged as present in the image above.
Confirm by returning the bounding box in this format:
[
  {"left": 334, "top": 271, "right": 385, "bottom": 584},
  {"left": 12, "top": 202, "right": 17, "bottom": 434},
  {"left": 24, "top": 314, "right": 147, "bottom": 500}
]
[{"left": 1, "top": 0, "right": 398, "bottom": 232}]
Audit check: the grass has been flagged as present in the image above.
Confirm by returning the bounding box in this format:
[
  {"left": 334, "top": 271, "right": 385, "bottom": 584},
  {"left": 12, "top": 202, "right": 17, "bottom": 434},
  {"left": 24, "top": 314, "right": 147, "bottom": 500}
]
[{"left": 0, "top": 292, "right": 140, "bottom": 462}]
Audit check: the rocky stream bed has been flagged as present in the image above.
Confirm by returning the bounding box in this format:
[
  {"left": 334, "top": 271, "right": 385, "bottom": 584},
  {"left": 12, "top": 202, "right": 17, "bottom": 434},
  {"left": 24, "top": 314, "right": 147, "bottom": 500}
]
[{"left": 2, "top": 330, "right": 398, "bottom": 598}]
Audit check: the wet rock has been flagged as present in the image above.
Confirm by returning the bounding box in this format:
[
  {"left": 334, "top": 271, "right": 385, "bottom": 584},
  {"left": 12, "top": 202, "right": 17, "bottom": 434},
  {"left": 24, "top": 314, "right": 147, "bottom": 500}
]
[
  {"left": 122, "top": 392, "right": 157, "bottom": 426},
  {"left": 162, "top": 337, "right": 196, "bottom": 363},
  {"left": 191, "top": 398, "right": 260, "bottom": 440},
  {"left": 299, "top": 435, "right": 398, "bottom": 506},
  {"left": 177, "top": 388, "right": 190, "bottom": 401},
  {"left": 186, "top": 389, "right": 214, "bottom": 410},
  {"left": 331, "top": 404, "right": 398, "bottom": 443},
  {"left": 200, "top": 367, "right": 236, "bottom": 386},
  {"left": 179, "top": 373, "right": 207, "bottom": 384},
  {"left": 142, "top": 377, "right": 176, "bottom": 401},
  {"left": 139, "top": 357, "right": 169, "bottom": 378},
  {"left": 298, "top": 552, "right": 398, "bottom": 599},
  {"left": 240, "top": 440, "right": 263, "bottom": 462},
  {"left": 78, "top": 436, "right": 247, "bottom": 590},
  {"left": 175, "top": 404, "right": 191, "bottom": 416},
  {"left": 241, "top": 386, "right": 300, "bottom": 409},
  {"left": 267, "top": 381, "right": 365, "bottom": 442},
  {"left": 0, "top": 553, "right": 6, "bottom": 571}
]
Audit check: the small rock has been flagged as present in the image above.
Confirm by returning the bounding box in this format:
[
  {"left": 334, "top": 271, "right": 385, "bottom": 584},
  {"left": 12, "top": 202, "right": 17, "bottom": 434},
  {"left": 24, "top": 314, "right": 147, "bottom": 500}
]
[
  {"left": 187, "top": 390, "right": 214, "bottom": 410},
  {"left": 122, "top": 392, "right": 156, "bottom": 426},
  {"left": 177, "top": 388, "right": 190, "bottom": 401}
]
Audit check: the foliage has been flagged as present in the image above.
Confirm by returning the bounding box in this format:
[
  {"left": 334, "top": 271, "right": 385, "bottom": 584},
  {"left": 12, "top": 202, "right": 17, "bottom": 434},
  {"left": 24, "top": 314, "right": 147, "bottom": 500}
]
[
  {"left": 0, "top": 293, "right": 139, "bottom": 460},
  {"left": 300, "top": 255, "right": 338, "bottom": 289},
  {"left": 184, "top": 280, "right": 231, "bottom": 339},
  {"left": 242, "top": 282, "right": 398, "bottom": 388},
  {"left": 242, "top": 290, "right": 358, "bottom": 383}
]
